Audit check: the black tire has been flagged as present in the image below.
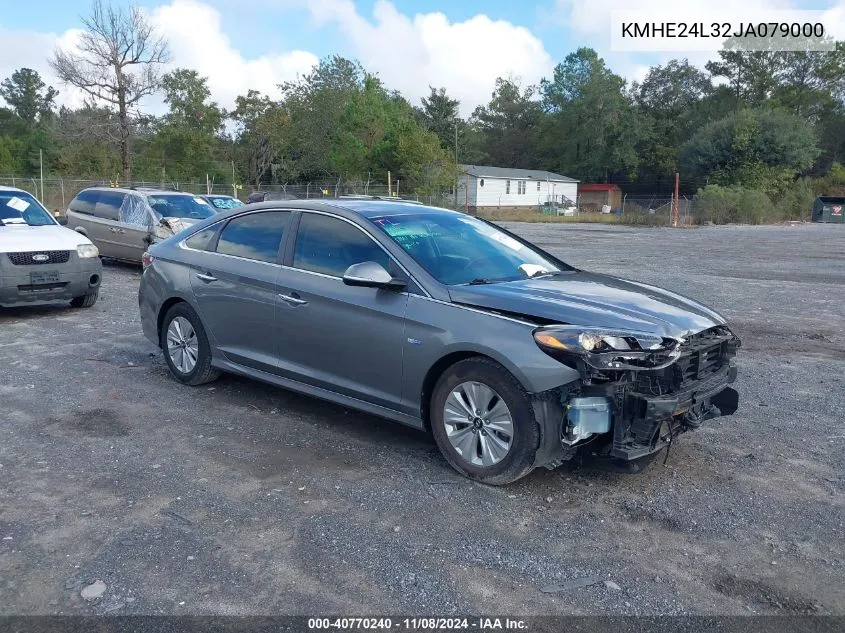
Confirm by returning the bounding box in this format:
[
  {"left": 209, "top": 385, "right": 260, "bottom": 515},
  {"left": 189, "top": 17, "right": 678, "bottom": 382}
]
[
  {"left": 160, "top": 303, "right": 220, "bottom": 386},
  {"left": 430, "top": 357, "right": 540, "bottom": 485},
  {"left": 70, "top": 289, "right": 98, "bottom": 308}
]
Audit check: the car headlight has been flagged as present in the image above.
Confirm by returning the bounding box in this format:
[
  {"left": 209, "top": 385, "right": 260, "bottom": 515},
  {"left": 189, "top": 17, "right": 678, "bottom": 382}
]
[
  {"left": 533, "top": 326, "right": 683, "bottom": 371},
  {"left": 77, "top": 244, "right": 99, "bottom": 258}
]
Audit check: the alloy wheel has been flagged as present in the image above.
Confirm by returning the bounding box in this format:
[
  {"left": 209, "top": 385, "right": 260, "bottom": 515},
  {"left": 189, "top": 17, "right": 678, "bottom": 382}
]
[
  {"left": 443, "top": 381, "right": 514, "bottom": 467},
  {"left": 166, "top": 316, "right": 199, "bottom": 374}
]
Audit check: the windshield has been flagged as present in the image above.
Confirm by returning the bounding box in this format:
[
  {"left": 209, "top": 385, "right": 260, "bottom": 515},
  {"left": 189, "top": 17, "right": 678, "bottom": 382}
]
[
  {"left": 370, "top": 212, "right": 568, "bottom": 285},
  {"left": 208, "top": 196, "right": 244, "bottom": 210},
  {"left": 0, "top": 191, "right": 56, "bottom": 226},
  {"left": 148, "top": 195, "right": 216, "bottom": 220}
]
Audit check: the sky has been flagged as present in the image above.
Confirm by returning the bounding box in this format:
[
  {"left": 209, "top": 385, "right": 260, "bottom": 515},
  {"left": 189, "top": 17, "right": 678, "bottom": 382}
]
[{"left": 0, "top": 0, "right": 843, "bottom": 116}]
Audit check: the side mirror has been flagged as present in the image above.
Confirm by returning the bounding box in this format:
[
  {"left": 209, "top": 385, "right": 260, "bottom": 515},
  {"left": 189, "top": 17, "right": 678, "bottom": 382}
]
[
  {"left": 56, "top": 215, "right": 68, "bottom": 226},
  {"left": 342, "top": 261, "right": 406, "bottom": 290}
]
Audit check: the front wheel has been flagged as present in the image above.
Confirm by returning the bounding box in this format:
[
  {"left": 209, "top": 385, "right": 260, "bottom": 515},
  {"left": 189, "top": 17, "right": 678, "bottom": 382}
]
[
  {"left": 160, "top": 303, "right": 220, "bottom": 386},
  {"left": 430, "top": 357, "right": 540, "bottom": 485},
  {"left": 70, "top": 289, "right": 98, "bottom": 308}
]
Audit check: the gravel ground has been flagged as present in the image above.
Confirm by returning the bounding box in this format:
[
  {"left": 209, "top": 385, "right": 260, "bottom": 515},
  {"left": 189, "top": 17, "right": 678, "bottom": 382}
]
[{"left": 0, "top": 222, "right": 843, "bottom": 616}]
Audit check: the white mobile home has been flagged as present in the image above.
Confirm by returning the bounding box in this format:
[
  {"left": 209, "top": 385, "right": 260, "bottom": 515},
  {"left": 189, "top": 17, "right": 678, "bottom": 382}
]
[{"left": 457, "top": 165, "right": 578, "bottom": 210}]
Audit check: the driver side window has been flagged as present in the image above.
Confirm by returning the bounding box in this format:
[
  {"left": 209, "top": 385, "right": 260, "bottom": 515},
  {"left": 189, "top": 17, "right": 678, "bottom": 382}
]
[
  {"left": 292, "top": 213, "right": 391, "bottom": 278},
  {"left": 119, "top": 194, "right": 153, "bottom": 228}
]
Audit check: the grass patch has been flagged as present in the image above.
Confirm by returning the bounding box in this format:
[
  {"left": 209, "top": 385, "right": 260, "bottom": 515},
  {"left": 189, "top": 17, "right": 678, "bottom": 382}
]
[{"left": 475, "top": 208, "right": 674, "bottom": 226}]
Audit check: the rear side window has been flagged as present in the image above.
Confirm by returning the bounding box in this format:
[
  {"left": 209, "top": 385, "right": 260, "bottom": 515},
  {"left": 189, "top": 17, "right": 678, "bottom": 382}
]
[
  {"left": 293, "top": 213, "right": 390, "bottom": 277},
  {"left": 216, "top": 212, "right": 289, "bottom": 263},
  {"left": 93, "top": 191, "right": 125, "bottom": 221},
  {"left": 185, "top": 227, "right": 218, "bottom": 251},
  {"left": 69, "top": 190, "right": 101, "bottom": 216}
]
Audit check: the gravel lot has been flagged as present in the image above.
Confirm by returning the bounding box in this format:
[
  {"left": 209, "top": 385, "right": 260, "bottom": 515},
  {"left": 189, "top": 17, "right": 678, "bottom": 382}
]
[{"left": 1, "top": 222, "right": 843, "bottom": 616}]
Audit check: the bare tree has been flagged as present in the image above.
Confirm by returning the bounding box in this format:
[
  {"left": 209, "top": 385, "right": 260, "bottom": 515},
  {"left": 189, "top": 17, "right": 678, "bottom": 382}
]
[{"left": 50, "top": 0, "right": 169, "bottom": 181}]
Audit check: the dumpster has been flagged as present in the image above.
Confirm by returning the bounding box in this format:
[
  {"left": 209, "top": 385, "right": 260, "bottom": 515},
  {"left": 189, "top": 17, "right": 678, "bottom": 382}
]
[{"left": 811, "top": 196, "right": 845, "bottom": 222}]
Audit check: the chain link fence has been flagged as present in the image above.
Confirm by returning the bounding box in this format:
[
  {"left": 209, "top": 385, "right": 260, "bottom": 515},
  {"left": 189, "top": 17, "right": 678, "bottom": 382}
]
[
  {"left": 619, "top": 195, "right": 697, "bottom": 226},
  {"left": 1, "top": 175, "right": 698, "bottom": 224},
  {"left": 0, "top": 176, "right": 456, "bottom": 211}
]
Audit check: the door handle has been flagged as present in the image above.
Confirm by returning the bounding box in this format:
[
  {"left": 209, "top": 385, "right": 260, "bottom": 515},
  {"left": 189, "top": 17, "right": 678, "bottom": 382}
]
[
  {"left": 196, "top": 272, "right": 217, "bottom": 283},
  {"left": 278, "top": 293, "right": 308, "bottom": 306}
]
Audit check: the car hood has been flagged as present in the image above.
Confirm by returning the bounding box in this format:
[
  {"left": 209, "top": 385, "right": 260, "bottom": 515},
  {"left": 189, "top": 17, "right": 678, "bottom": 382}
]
[
  {"left": 447, "top": 271, "right": 726, "bottom": 338},
  {"left": 161, "top": 217, "right": 199, "bottom": 232},
  {"left": 0, "top": 224, "right": 92, "bottom": 252}
]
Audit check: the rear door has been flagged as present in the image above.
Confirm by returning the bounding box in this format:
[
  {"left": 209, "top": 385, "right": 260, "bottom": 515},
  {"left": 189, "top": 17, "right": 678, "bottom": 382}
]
[
  {"left": 275, "top": 211, "right": 409, "bottom": 412},
  {"left": 91, "top": 191, "right": 129, "bottom": 259},
  {"left": 67, "top": 190, "right": 118, "bottom": 256},
  {"left": 188, "top": 210, "right": 290, "bottom": 373}
]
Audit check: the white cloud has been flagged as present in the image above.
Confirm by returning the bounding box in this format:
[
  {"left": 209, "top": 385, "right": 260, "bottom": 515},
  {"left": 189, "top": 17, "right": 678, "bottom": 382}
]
[
  {"left": 150, "top": 0, "right": 318, "bottom": 109},
  {"left": 302, "top": 0, "right": 555, "bottom": 115},
  {"left": 0, "top": 0, "right": 318, "bottom": 113}
]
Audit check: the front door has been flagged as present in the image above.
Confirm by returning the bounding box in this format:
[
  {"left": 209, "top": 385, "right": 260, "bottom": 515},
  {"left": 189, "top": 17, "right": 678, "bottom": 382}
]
[
  {"left": 275, "top": 212, "right": 408, "bottom": 412},
  {"left": 188, "top": 210, "right": 290, "bottom": 372},
  {"left": 111, "top": 193, "right": 156, "bottom": 261}
]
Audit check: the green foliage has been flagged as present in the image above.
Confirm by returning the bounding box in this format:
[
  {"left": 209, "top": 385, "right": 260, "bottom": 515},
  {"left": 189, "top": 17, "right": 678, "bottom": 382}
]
[
  {"left": 471, "top": 78, "right": 541, "bottom": 169},
  {"left": 682, "top": 108, "right": 819, "bottom": 194},
  {"left": 540, "top": 48, "right": 641, "bottom": 180},
  {"left": 810, "top": 161, "right": 845, "bottom": 195},
  {"left": 0, "top": 68, "right": 57, "bottom": 127},
  {"left": 696, "top": 185, "right": 773, "bottom": 224},
  {"left": 150, "top": 68, "right": 225, "bottom": 181},
  {"left": 418, "top": 86, "right": 459, "bottom": 153}
]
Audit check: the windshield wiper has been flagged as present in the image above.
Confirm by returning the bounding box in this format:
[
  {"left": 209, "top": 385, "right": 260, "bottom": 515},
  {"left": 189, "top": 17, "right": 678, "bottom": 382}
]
[{"left": 467, "top": 278, "right": 497, "bottom": 285}]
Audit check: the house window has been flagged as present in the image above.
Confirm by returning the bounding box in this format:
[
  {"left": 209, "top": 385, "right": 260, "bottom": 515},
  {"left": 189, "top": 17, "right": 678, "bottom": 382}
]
[
  {"left": 537, "top": 181, "right": 541, "bottom": 191},
  {"left": 518, "top": 181, "right": 526, "bottom": 195},
  {"left": 506, "top": 180, "right": 510, "bottom": 194}
]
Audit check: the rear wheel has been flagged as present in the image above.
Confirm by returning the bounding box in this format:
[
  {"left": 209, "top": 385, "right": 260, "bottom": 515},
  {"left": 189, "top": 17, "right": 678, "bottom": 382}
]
[
  {"left": 160, "top": 303, "right": 220, "bottom": 386},
  {"left": 430, "top": 357, "right": 539, "bottom": 485},
  {"left": 70, "top": 289, "right": 98, "bottom": 308}
]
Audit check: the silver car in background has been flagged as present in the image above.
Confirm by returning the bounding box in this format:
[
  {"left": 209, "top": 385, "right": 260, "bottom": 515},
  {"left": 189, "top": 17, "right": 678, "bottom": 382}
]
[
  {"left": 139, "top": 199, "right": 740, "bottom": 484},
  {"left": 66, "top": 187, "right": 216, "bottom": 263}
]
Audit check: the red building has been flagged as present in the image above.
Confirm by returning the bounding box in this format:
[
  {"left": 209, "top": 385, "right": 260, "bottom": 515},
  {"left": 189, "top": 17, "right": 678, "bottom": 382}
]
[{"left": 578, "top": 184, "right": 623, "bottom": 211}]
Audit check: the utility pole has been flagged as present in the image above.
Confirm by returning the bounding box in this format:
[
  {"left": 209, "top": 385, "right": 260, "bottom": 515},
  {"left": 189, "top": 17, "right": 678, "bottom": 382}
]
[
  {"left": 455, "top": 119, "right": 459, "bottom": 210},
  {"left": 39, "top": 149, "right": 44, "bottom": 203},
  {"left": 231, "top": 161, "right": 237, "bottom": 198},
  {"left": 673, "top": 172, "right": 680, "bottom": 227}
]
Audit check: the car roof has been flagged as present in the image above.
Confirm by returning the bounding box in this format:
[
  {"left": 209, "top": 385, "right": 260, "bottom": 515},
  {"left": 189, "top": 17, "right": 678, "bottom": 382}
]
[
  {"left": 77, "top": 186, "right": 196, "bottom": 196},
  {"left": 0, "top": 185, "right": 32, "bottom": 194},
  {"left": 228, "top": 198, "right": 464, "bottom": 220}
]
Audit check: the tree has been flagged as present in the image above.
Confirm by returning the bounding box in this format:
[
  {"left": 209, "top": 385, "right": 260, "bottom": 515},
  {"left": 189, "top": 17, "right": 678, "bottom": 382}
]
[
  {"left": 681, "top": 108, "right": 820, "bottom": 193},
  {"left": 418, "top": 86, "right": 460, "bottom": 153},
  {"left": 0, "top": 68, "right": 57, "bottom": 128},
  {"left": 540, "top": 48, "right": 640, "bottom": 181},
  {"left": 632, "top": 60, "right": 713, "bottom": 176},
  {"left": 471, "top": 78, "right": 542, "bottom": 169},
  {"left": 278, "top": 55, "right": 367, "bottom": 181},
  {"left": 51, "top": 0, "right": 169, "bottom": 181},
  {"left": 230, "top": 90, "right": 289, "bottom": 185},
  {"left": 153, "top": 69, "right": 224, "bottom": 181},
  {"left": 332, "top": 76, "right": 454, "bottom": 192}
]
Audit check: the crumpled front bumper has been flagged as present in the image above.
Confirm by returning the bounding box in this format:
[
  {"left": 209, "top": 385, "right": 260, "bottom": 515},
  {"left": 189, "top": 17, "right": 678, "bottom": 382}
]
[{"left": 610, "top": 361, "right": 739, "bottom": 461}]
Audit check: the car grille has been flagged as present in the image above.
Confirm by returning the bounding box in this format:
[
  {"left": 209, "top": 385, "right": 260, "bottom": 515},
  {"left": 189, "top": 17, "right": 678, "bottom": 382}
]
[
  {"left": 635, "top": 326, "right": 735, "bottom": 395},
  {"left": 7, "top": 250, "right": 72, "bottom": 266}
]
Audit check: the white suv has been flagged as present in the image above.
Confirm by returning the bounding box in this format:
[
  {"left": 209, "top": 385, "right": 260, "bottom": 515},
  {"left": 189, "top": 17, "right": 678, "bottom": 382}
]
[{"left": 0, "top": 186, "right": 102, "bottom": 308}]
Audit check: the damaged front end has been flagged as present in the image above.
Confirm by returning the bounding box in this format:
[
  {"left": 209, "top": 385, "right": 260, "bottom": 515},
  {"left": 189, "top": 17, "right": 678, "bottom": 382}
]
[
  {"left": 151, "top": 217, "right": 197, "bottom": 244},
  {"left": 533, "top": 325, "right": 740, "bottom": 469}
]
